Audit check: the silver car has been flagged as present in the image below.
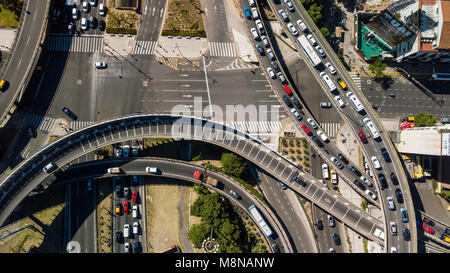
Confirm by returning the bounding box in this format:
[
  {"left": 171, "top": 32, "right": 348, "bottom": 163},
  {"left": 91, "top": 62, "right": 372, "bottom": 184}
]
[
  {"left": 279, "top": 9, "right": 289, "bottom": 21},
  {"left": 267, "top": 67, "right": 276, "bottom": 79}
]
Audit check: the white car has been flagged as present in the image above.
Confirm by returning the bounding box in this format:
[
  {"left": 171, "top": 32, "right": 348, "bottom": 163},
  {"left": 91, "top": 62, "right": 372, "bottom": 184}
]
[
  {"left": 123, "top": 224, "right": 130, "bottom": 238},
  {"left": 115, "top": 148, "right": 122, "bottom": 158},
  {"left": 387, "top": 196, "right": 395, "bottom": 210},
  {"left": 306, "top": 117, "right": 317, "bottom": 129},
  {"left": 296, "top": 19, "right": 308, "bottom": 32},
  {"left": 278, "top": 9, "right": 289, "bottom": 21},
  {"left": 267, "top": 67, "right": 276, "bottom": 79},
  {"left": 132, "top": 205, "right": 138, "bottom": 218},
  {"left": 334, "top": 95, "right": 345, "bottom": 108},
  {"left": 326, "top": 62, "right": 336, "bottom": 74},
  {"left": 284, "top": 0, "right": 295, "bottom": 11},
  {"left": 287, "top": 22, "right": 298, "bottom": 36},
  {"left": 365, "top": 189, "right": 377, "bottom": 200},
  {"left": 133, "top": 222, "right": 139, "bottom": 234},
  {"left": 307, "top": 34, "right": 317, "bottom": 46},
  {"left": 99, "top": 3, "right": 105, "bottom": 16},
  {"left": 290, "top": 108, "right": 301, "bottom": 120},
  {"left": 251, "top": 7, "right": 259, "bottom": 19},
  {"left": 90, "top": 0, "right": 97, "bottom": 7},
  {"left": 82, "top": 1, "right": 89, "bottom": 12},
  {"left": 94, "top": 61, "right": 106, "bottom": 69},
  {"left": 390, "top": 221, "right": 397, "bottom": 235},
  {"left": 321, "top": 164, "right": 329, "bottom": 179},
  {"left": 391, "top": 247, "right": 398, "bottom": 253},
  {"left": 317, "top": 130, "right": 328, "bottom": 142},
  {"left": 124, "top": 242, "right": 130, "bottom": 253},
  {"left": 261, "top": 35, "right": 270, "bottom": 47},
  {"left": 81, "top": 17, "right": 88, "bottom": 30},
  {"left": 360, "top": 176, "right": 373, "bottom": 187},
  {"left": 315, "top": 45, "right": 326, "bottom": 57},
  {"left": 72, "top": 7, "right": 78, "bottom": 20},
  {"left": 371, "top": 156, "right": 381, "bottom": 170},
  {"left": 250, "top": 28, "right": 259, "bottom": 41},
  {"left": 255, "top": 19, "right": 264, "bottom": 33}
]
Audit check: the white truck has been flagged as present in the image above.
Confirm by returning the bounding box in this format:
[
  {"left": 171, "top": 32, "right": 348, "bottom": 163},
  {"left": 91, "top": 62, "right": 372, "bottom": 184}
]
[{"left": 374, "top": 228, "right": 385, "bottom": 240}]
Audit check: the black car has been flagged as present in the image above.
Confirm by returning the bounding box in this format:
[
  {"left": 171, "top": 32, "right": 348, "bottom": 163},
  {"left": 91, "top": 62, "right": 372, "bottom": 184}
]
[
  {"left": 133, "top": 240, "right": 140, "bottom": 253},
  {"left": 380, "top": 148, "right": 391, "bottom": 163},
  {"left": 271, "top": 243, "right": 280, "bottom": 253},
  {"left": 279, "top": 182, "right": 287, "bottom": 190},
  {"left": 315, "top": 219, "right": 323, "bottom": 230},
  {"left": 271, "top": 61, "right": 280, "bottom": 72},
  {"left": 293, "top": 176, "right": 307, "bottom": 187},
  {"left": 403, "top": 228, "right": 410, "bottom": 241},
  {"left": 115, "top": 184, "right": 121, "bottom": 197},
  {"left": 115, "top": 231, "right": 122, "bottom": 243},
  {"left": 62, "top": 107, "right": 78, "bottom": 120},
  {"left": 332, "top": 233, "right": 341, "bottom": 245},
  {"left": 349, "top": 165, "right": 361, "bottom": 176},
  {"left": 390, "top": 172, "right": 399, "bottom": 185},
  {"left": 354, "top": 180, "right": 366, "bottom": 191},
  {"left": 98, "top": 20, "right": 106, "bottom": 31},
  {"left": 394, "top": 188, "right": 404, "bottom": 203},
  {"left": 337, "top": 153, "right": 349, "bottom": 164},
  {"left": 378, "top": 173, "right": 388, "bottom": 188},
  {"left": 282, "top": 95, "right": 293, "bottom": 108},
  {"left": 292, "top": 97, "right": 302, "bottom": 109},
  {"left": 312, "top": 136, "right": 323, "bottom": 147},
  {"left": 89, "top": 16, "right": 96, "bottom": 29},
  {"left": 27, "top": 126, "right": 37, "bottom": 138}
]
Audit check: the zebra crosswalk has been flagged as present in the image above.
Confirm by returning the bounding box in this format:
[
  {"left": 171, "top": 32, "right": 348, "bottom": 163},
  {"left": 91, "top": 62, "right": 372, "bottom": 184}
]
[
  {"left": 70, "top": 120, "right": 95, "bottom": 131},
  {"left": 318, "top": 122, "right": 341, "bottom": 138},
  {"left": 216, "top": 59, "right": 258, "bottom": 71},
  {"left": 349, "top": 72, "right": 362, "bottom": 89},
  {"left": 132, "top": 40, "right": 158, "bottom": 55},
  {"left": 208, "top": 42, "right": 237, "bottom": 57},
  {"left": 227, "top": 121, "right": 282, "bottom": 134},
  {"left": 46, "top": 34, "right": 104, "bottom": 53},
  {"left": 22, "top": 113, "right": 58, "bottom": 132}
]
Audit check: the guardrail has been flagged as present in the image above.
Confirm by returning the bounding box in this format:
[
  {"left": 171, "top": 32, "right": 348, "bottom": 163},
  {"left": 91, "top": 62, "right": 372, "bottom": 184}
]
[{"left": 0, "top": 0, "right": 51, "bottom": 127}]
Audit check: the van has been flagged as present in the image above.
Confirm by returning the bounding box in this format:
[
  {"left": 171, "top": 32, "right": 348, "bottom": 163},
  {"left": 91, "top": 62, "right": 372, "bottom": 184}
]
[
  {"left": 99, "top": 3, "right": 105, "bottom": 16},
  {"left": 441, "top": 117, "right": 450, "bottom": 123},
  {"left": 43, "top": 162, "right": 57, "bottom": 173},
  {"left": 132, "top": 206, "right": 138, "bottom": 218},
  {"left": 250, "top": 28, "right": 260, "bottom": 41},
  {"left": 123, "top": 224, "right": 130, "bottom": 238},
  {"left": 248, "top": 0, "right": 256, "bottom": 7},
  {"left": 133, "top": 222, "right": 139, "bottom": 234},
  {"left": 0, "top": 80, "right": 9, "bottom": 92},
  {"left": 107, "top": 167, "right": 121, "bottom": 174},
  {"left": 251, "top": 7, "right": 259, "bottom": 19},
  {"left": 145, "top": 166, "right": 159, "bottom": 173}
]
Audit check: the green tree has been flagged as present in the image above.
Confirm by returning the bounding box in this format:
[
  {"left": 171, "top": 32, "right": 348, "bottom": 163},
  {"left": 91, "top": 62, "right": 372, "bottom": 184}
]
[
  {"left": 219, "top": 219, "right": 241, "bottom": 243},
  {"left": 368, "top": 60, "right": 387, "bottom": 78},
  {"left": 187, "top": 223, "right": 210, "bottom": 248},
  {"left": 320, "top": 27, "right": 330, "bottom": 38},
  {"left": 414, "top": 112, "right": 437, "bottom": 127},
  {"left": 224, "top": 244, "right": 243, "bottom": 253},
  {"left": 221, "top": 153, "right": 247, "bottom": 178},
  {"left": 307, "top": 4, "right": 322, "bottom": 24},
  {"left": 193, "top": 183, "right": 209, "bottom": 196},
  {"left": 251, "top": 245, "right": 267, "bottom": 253}
]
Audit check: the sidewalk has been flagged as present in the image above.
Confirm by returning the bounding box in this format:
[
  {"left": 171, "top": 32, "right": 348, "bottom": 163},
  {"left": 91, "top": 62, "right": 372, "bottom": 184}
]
[{"left": 225, "top": 0, "right": 258, "bottom": 63}]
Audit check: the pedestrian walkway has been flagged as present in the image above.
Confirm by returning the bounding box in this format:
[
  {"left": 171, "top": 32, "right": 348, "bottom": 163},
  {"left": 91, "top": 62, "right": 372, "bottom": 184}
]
[
  {"left": 46, "top": 34, "right": 104, "bottom": 53},
  {"left": 319, "top": 122, "right": 341, "bottom": 138},
  {"left": 22, "top": 113, "right": 58, "bottom": 132},
  {"left": 132, "top": 40, "right": 157, "bottom": 55},
  {"left": 228, "top": 121, "right": 282, "bottom": 134},
  {"left": 70, "top": 120, "right": 95, "bottom": 131},
  {"left": 216, "top": 58, "right": 258, "bottom": 71},
  {"left": 207, "top": 42, "right": 237, "bottom": 57},
  {"left": 349, "top": 72, "right": 362, "bottom": 89}
]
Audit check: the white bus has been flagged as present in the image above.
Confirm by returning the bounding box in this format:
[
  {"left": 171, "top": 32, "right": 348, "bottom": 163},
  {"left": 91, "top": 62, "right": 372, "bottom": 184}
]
[
  {"left": 363, "top": 117, "right": 380, "bottom": 139},
  {"left": 297, "top": 35, "right": 322, "bottom": 68},
  {"left": 346, "top": 91, "right": 365, "bottom": 113},
  {"left": 319, "top": 72, "right": 337, "bottom": 92},
  {"left": 249, "top": 204, "right": 273, "bottom": 237}
]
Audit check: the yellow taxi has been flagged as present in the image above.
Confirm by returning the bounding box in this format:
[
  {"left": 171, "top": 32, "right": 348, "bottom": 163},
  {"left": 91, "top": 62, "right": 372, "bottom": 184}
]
[{"left": 0, "top": 80, "right": 8, "bottom": 91}]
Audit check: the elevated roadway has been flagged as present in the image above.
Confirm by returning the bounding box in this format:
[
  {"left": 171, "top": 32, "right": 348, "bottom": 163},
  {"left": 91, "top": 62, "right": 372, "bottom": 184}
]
[{"left": 0, "top": 114, "right": 385, "bottom": 244}]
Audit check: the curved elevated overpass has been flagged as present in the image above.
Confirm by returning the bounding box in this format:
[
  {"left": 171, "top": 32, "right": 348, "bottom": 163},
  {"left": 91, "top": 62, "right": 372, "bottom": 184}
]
[
  {"left": 44, "top": 157, "right": 295, "bottom": 253},
  {"left": 0, "top": 114, "right": 385, "bottom": 244}
]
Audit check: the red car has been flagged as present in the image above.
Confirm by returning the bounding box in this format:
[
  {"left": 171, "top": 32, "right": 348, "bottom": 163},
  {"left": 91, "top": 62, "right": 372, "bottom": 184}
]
[
  {"left": 301, "top": 124, "right": 312, "bottom": 135},
  {"left": 422, "top": 224, "right": 435, "bottom": 235},
  {"left": 123, "top": 201, "right": 130, "bottom": 214},
  {"left": 193, "top": 171, "right": 202, "bottom": 180},
  {"left": 132, "top": 191, "right": 138, "bottom": 203},
  {"left": 283, "top": 84, "right": 292, "bottom": 96},
  {"left": 357, "top": 130, "right": 368, "bottom": 143}
]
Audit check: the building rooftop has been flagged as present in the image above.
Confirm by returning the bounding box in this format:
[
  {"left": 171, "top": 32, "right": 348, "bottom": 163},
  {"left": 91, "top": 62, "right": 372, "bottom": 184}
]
[{"left": 438, "top": 0, "right": 450, "bottom": 49}]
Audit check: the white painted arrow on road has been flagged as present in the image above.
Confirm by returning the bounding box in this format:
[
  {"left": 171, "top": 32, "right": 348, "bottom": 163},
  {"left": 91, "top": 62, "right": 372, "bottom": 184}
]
[
  {"left": 152, "top": 7, "right": 155, "bottom": 16},
  {"left": 160, "top": 8, "right": 164, "bottom": 17}
]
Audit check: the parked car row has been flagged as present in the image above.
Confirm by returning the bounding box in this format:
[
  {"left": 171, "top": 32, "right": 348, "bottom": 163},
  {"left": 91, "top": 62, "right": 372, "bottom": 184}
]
[{"left": 69, "top": 1, "right": 106, "bottom": 34}]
